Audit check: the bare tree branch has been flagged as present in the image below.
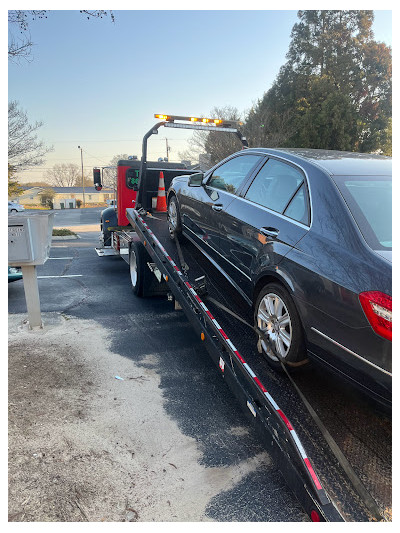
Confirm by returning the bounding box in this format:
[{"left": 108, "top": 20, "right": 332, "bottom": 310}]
[
  {"left": 45, "top": 163, "right": 90, "bottom": 187},
  {"left": 8, "top": 10, "right": 114, "bottom": 62},
  {"left": 178, "top": 105, "right": 243, "bottom": 167},
  {"left": 8, "top": 101, "right": 53, "bottom": 171}
]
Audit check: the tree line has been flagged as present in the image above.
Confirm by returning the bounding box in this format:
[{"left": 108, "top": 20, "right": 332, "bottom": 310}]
[
  {"left": 181, "top": 10, "right": 391, "bottom": 167},
  {"left": 9, "top": 10, "right": 391, "bottom": 196}
]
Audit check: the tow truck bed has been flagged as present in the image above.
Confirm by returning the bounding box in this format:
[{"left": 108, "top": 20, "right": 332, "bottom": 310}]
[{"left": 126, "top": 208, "right": 391, "bottom": 522}]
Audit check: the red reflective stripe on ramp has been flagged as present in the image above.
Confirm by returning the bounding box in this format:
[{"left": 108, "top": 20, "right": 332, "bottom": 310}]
[
  {"left": 253, "top": 376, "right": 267, "bottom": 393},
  {"left": 304, "top": 458, "right": 322, "bottom": 490},
  {"left": 277, "top": 410, "right": 293, "bottom": 431},
  {"left": 233, "top": 351, "right": 246, "bottom": 364}
]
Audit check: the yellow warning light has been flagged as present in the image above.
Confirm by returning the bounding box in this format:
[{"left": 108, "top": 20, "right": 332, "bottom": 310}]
[
  {"left": 153, "top": 114, "right": 231, "bottom": 126},
  {"left": 200, "top": 332, "right": 205, "bottom": 341}
]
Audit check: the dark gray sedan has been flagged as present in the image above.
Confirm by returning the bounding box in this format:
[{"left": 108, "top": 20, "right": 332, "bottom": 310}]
[{"left": 167, "top": 148, "right": 392, "bottom": 405}]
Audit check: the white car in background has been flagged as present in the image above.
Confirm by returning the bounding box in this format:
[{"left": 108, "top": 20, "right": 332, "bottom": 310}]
[{"left": 8, "top": 201, "right": 25, "bottom": 213}]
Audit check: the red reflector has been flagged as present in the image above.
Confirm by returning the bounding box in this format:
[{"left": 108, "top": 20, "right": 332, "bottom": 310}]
[
  {"left": 310, "top": 510, "right": 320, "bottom": 522},
  {"left": 359, "top": 291, "right": 392, "bottom": 341}
]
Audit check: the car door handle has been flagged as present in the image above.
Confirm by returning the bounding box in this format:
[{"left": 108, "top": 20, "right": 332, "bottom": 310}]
[
  {"left": 212, "top": 204, "right": 223, "bottom": 212},
  {"left": 259, "top": 227, "right": 280, "bottom": 238}
]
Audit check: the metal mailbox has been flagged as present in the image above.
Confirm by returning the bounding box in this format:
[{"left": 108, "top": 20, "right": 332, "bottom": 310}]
[
  {"left": 8, "top": 212, "right": 54, "bottom": 266},
  {"left": 8, "top": 212, "right": 55, "bottom": 329}
]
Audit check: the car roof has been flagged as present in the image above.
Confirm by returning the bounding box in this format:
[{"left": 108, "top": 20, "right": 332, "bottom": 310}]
[{"left": 245, "top": 148, "right": 392, "bottom": 176}]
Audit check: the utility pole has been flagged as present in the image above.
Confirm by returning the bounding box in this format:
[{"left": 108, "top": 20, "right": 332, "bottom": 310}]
[
  {"left": 78, "top": 146, "right": 86, "bottom": 207},
  {"left": 165, "top": 138, "right": 170, "bottom": 161}
]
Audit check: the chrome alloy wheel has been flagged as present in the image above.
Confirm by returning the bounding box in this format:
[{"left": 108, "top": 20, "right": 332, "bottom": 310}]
[
  {"left": 257, "top": 292, "right": 292, "bottom": 361},
  {"left": 129, "top": 247, "right": 138, "bottom": 288},
  {"left": 168, "top": 199, "right": 178, "bottom": 234}
]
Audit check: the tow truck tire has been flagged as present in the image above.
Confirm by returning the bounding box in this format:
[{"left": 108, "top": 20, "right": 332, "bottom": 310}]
[
  {"left": 101, "top": 217, "right": 112, "bottom": 246},
  {"left": 101, "top": 207, "right": 117, "bottom": 247},
  {"left": 129, "top": 240, "right": 152, "bottom": 297},
  {"left": 102, "top": 224, "right": 112, "bottom": 246},
  {"left": 254, "top": 282, "right": 307, "bottom": 370},
  {"left": 168, "top": 195, "right": 182, "bottom": 241}
]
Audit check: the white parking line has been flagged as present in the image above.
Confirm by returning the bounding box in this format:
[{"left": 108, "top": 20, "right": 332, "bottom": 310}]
[
  {"left": 37, "top": 275, "right": 83, "bottom": 279},
  {"left": 48, "top": 257, "right": 74, "bottom": 260}
]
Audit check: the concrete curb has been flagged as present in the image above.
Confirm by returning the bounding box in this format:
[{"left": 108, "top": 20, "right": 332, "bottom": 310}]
[{"left": 51, "top": 235, "right": 79, "bottom": 240}]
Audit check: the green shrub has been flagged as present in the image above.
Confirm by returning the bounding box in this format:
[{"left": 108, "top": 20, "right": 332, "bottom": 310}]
[{"left": 52, "top": 228, "right": 77, "bottom": 236}]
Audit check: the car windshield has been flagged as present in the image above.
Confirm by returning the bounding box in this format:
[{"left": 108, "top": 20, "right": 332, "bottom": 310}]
[{"left": 332, "top": 175, "right": 392, "bottom": 250}]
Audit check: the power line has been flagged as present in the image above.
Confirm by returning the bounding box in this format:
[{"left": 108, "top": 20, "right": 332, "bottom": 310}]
[
  {"left": 19, "top": 157, "right": 188, "bottom": 172},
  {"left": 48, "top": 138, "right": 190, "bottom": 143},
  {"left": 79, "top": 148, "right": 110, "bottom": 165}
]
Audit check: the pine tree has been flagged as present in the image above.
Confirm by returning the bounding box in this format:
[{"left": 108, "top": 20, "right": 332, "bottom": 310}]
[{"left": 245, "top": 10, "right": 391, "bottom": 153}]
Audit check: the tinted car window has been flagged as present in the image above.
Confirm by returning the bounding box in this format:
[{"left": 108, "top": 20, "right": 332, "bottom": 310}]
[
  {"left": 245, "top": 159, "right": 304, "bottom": 213},
  {"left": 283, "top": 183, "right": 309, "bottom": 225},
  {"left": 208, "top": 155, "right": 261, "bottom": 195},
  {"left": 333, "top": 176, "right": 392, "bottom": 250}
]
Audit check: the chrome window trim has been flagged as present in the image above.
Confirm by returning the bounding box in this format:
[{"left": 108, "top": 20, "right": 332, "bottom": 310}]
[
  {"left": 205, "top": 153, "right": 264, "bottom": 197},
  {"left": 206, "top": 151, "right": 314, "bottom": 229},
  {"left": 311, "top": 327, "right": 392, "bottom": 377},
  {"left": 203, "top": 151, "right": 265, "bottom": 181}
]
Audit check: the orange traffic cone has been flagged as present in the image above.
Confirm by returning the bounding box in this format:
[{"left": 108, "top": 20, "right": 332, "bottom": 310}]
[{"left": 156, "top": 171, "right": 167, "bottom": 212}]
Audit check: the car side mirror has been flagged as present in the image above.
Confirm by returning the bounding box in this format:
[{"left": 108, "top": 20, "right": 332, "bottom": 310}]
[
  {"left": 93, "top": 168, "right": 102, "bottom": 191},
  {"left": 188, "top": 173, "right": 204, "bottom": 187}
]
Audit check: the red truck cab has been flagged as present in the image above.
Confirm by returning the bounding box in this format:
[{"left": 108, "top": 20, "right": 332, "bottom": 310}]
[{"left": 117, "top": 159, "right": 193, "bottom": 226}]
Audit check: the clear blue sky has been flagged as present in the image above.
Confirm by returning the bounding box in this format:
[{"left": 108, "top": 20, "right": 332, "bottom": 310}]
[{"left": 8, "top": 8, "right": 392, "bottom": 183}]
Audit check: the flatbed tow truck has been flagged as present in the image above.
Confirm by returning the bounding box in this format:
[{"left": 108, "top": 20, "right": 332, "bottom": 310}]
[{"left": 95, "top": 114, "right": 392, "bottom": 522}]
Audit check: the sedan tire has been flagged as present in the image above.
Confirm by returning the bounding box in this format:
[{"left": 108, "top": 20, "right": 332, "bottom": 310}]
[
  {"left": 168, "top": 196, "right": 182, "bottom": 241},
  {"left": 255, "top": 282, "right": 307, "bottom": 370}
]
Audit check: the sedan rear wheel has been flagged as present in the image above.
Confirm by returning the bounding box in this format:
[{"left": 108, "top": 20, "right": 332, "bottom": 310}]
[{"left": 255, "top": 282, "right": 307, "bottom": 369}]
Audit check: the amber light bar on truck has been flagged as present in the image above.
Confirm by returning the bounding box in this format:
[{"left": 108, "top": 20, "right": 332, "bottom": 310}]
[{"left": 154, "top": 113, "right": 243, "bottom": 128}]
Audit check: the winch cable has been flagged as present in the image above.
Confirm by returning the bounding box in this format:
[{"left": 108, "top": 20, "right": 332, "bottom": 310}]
[{"left": 203, "top": 294, "right": 383, "bottom": 522}]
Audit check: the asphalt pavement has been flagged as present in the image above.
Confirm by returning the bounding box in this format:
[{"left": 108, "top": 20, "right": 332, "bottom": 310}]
[
  {"left": 22, "top": 206, "right": 104, "bottom": 228},
  {"left": 8, "top": 207, "right": 308, "bottom": 522}
]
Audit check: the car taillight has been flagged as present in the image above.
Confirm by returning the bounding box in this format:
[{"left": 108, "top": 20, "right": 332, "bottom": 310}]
[{"left": 359, "top": 291, "right": 392, "bottom": 341}]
